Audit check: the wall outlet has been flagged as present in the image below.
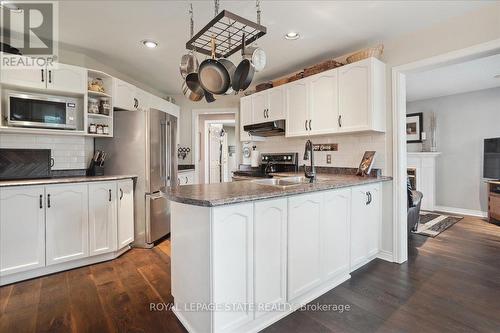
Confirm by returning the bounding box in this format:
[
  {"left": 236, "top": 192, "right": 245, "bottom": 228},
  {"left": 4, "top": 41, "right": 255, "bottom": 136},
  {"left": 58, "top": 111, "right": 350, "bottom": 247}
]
[{"left": 326, "top": 154, "right": 332, "bottom": 164}]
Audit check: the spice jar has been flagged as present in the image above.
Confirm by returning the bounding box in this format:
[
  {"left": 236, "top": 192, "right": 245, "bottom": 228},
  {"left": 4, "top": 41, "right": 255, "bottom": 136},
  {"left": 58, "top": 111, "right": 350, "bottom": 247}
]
[
  {"left": 99, "top": 98, "right": 111, "bottom": 115},
  {"left": 103, "top": 125, "right": 109, "bottom": 135},
  {"left": 96, "top": 124, "right": 104, "bottom": 135},
  {"left": 89, "top": 123, "right": 97, "bottom": 134},
  {"left": 88, "top": 98, "right": 99, "bottom": 114}
]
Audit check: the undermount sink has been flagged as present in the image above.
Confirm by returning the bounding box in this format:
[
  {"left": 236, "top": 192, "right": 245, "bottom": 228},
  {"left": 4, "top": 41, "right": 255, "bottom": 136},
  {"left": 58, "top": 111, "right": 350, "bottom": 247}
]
[{"left": 252, "top": 176, "right": 311, "bottom": 188}]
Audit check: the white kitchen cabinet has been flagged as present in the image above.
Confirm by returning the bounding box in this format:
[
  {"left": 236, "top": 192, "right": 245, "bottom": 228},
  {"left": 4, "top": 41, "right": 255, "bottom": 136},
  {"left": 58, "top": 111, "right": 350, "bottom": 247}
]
[
  {"left": 350, "top": 183, "right": 381, "bottom": 271},
  {"left": 0, "top": 56, "right": 46, "bottom": 89},
  {"left": 254, "top": 198, "right": 287, "bottom": 318},
  {"left": 287, "top": 192, "right": 323, "bottom": 301},
  {"left": 45, "top": 184, "right": 89, "bottom": 265},
  {"left": 0, "top": 186, "right": 45, "bottom": 276},
  {"left": 322, "top": 189, "right": 351, "bottom": 280},
  {"left": 338, "top": 57, "right": 386, "bottom": 133},
  {"left": 178, "top": 170, "right": 195, "bottom": 185},
  {"left": 88, "top": 182, "right": 118, "bottom": 256},
  {"left": 252, "top": 91, "right": 268, "bottom": 124},
  {"left": 113, "top": 78, "right": 138, "bottom": 110},
  {"left": 240, "top": 97, "right": 253, "bottom": 141},
  {"left": 46, "top": 63, "right": 87, "bottom": 94},
  {"left": 117, "top": 179, "right": 135, "bottom": 249},
  {"left": 250, "top": 87, "right": 285, "bottom": 124},
  {"left": 285, "top": 80, "right": 309, "bottom": 137},
  {"left": 135, "top": 88, "right": 151, "bottom": 111},
  {"left": 212, "top": 203, "right": 254, "bottom": 332},
  {"left": 309, "top": 70, "right": 339, "bottom": 135}
]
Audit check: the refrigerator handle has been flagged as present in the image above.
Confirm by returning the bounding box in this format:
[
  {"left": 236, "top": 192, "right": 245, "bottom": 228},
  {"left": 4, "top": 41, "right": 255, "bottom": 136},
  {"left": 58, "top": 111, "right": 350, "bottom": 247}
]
[
  {"left": 167, "top": 121, "right": 171, "bottom": 182},
  {"left": 160, "top": 122, "right": 166, "bottom": 184}
]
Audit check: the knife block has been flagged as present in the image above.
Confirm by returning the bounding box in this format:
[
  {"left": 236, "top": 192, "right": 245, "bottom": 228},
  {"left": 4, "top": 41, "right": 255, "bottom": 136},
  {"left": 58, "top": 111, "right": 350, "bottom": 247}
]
[{"left": 87, "top": 161, "right": 104, "bottom": 176}]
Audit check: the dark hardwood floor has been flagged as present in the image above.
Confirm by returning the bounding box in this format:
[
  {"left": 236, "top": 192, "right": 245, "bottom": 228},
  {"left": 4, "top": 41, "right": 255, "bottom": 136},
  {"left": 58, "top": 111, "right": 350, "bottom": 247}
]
[{"left": 1, "top": 216, "right": 499, "bottom": 333}]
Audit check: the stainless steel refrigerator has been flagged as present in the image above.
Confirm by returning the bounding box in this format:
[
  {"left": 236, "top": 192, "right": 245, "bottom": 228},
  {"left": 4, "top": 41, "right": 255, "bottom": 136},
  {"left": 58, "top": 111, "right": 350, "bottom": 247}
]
[{"left": 96, "top": 108, "right": 177, "bottom": 248}]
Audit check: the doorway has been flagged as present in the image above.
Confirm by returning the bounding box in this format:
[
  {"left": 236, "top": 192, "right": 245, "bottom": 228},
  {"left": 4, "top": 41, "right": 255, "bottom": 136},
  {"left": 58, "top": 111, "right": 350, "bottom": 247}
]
[{"left": 392, "top": 38, "right": 500, "bottom": 263}]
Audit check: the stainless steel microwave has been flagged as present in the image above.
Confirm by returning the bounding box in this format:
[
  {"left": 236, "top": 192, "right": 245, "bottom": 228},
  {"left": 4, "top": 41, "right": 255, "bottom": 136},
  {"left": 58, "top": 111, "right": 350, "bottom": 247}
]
[{"left": 5, "top": 90, "right": 77, "bottom": 130}]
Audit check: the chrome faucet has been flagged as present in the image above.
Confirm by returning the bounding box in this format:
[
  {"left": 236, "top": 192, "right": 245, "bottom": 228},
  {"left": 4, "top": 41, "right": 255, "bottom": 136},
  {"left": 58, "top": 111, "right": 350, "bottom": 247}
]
[{"left": 303, "top": 139, "right": 316, "bottom": 182}]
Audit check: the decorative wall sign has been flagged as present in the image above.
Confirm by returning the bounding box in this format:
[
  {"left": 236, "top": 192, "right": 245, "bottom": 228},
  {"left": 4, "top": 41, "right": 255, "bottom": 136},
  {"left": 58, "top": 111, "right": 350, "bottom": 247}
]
[
  {"left": 313, "top": 143, "right": 338, "bottom": 151},
  {"left": 406, "top": 112, "right": 423, "bottom": 143}
]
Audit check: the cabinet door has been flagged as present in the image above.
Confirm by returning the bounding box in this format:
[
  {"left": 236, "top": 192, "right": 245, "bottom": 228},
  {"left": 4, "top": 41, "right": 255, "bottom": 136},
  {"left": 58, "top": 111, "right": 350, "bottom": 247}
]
[
  {"left": 288, "top": 192, "right": 323, "bottom": 301},
  {"left": 322, "top": 189, "right": 350, "bottom": 280},
  {"left": 350, "top": 185, "right": 371, "bottom": 271},
  {"left": 285, "top": 80, "right": 309, "bottom": 137},
  {"left": 0, "top": 55, "right": 46, "bottom": 89},
  {"left": 338, "top": 62, "right": 370, "bottom": 131},
  {"left": 252, "top": 91, "right": 268, "bottom": 124},
  {"left": 114, "top": 78, "right": 137, "bottom": 110},
  {"left": 366, "top": 184, "right": 381, "bottom": 258},
  {"left": 88, "top": 182, "right": 118, "bottom": 255},
  {"left": 240, "top": 97, "right": 253, "bottom": 141},
  {"left": 268, "top": 87, "right": 285, "bottom": 121},
  {"left": 117, "top": 179, "right": 134, "bottom": 249},
  {"left": 0, "top": 186, "right": 45, "bottom": 276},
  {"left": 309, "top": 70, "right": 339, "bottom": 135},
  {"left": 46, "top": 184, "right": 89, "bottom": 265},
  {"left": 254, "top": 198, "right": 287, "bottom": 318},
  {"left": 135, "top": 88, "right": 151, "bottom": 111},
  {"left": 46, "top": 63, "right": 87, "bottom": 94},
  {"left": 212, "top": 203, "right": 254, "bottom": 331}
]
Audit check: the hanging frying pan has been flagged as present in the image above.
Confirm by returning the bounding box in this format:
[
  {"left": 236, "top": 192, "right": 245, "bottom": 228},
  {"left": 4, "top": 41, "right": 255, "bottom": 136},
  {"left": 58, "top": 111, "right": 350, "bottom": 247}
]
[
  {"left": 232, "top": 34, "right": 255, "bottom": 92},
  {"left": 198, "top": 38, "right": 230, "bottom": 95},
  {"left": 218, "top": 58, "right": 236, "bottom": 94},
  {"left": 182, "top": 72, "right": 204, "bottom": 102}
]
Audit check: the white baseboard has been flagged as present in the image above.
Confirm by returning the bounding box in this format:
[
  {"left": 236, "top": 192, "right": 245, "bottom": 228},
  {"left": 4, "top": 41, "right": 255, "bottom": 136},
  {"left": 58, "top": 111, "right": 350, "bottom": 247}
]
[
  {"left": 433, "top": 205, "right": 487, "bottom": 218},
  {"left": 377, "top": 250, "right": 394, "bottom": 262}
]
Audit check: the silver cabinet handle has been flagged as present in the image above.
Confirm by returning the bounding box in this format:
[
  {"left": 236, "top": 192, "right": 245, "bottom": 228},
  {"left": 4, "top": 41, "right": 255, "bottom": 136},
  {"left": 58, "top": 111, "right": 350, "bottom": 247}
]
[
  {"left": 48, "top": 70, "right": 52, "bottom": 83},
  {"left": 41, "top": 69, "right": 44, "bottom": 82},
  {"left": 47, "top": 194, "right": 51, "bottom": 208},
  {"left": 308, "top": 119, "right": 312, "bottom": 131},
  {"left": 366, "top": 191, "right": 372, "bottom": 205},
  {"left": 338, "top": 115, "right": 342, "bottom": 127},
  {"left": 108, "top": 189, "right": 112, "bottom": 202},
  {"left": 119, "top": 188, "right": 123, "bottom": 200},
  {"left": 185, "top": 176, "right": 188, "bottom": 184},
  {"left": 305, "top": 120, "right": 308, "bottom": 131},
  {"left": 39, "top": 194, "right": 43, "bottom": 209}
]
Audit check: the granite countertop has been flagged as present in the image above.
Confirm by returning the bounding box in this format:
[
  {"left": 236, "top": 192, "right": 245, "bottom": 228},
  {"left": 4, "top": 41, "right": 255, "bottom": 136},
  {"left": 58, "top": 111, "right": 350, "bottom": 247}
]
[
  {"left": 0, "top": 175, "right": 137, "bottom": 187},
  {"left": 165, "top": 172, "right": 392, "bottom": 207}
]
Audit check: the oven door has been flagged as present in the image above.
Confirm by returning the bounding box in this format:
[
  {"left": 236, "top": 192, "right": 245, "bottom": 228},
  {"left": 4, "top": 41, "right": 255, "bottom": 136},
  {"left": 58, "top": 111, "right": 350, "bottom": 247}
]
[{"left": 7, "top": 92, "right": 76, "bottom": 130}]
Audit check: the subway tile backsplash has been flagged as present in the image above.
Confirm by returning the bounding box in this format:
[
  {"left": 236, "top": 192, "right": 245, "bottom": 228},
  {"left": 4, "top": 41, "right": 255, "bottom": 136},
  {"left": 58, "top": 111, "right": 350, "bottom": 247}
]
[
  {"left": 0, "top": 133, "right": 94, "bottom": 170},
  {"left": 254, "top": 132, "right": 387, "bottom": 172}
]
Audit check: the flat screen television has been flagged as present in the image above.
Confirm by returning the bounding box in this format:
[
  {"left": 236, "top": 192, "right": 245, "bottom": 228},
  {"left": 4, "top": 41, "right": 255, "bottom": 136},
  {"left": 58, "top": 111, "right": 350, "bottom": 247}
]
[{"left": 484, "top": 138, "right": 500, "bottom": 179}]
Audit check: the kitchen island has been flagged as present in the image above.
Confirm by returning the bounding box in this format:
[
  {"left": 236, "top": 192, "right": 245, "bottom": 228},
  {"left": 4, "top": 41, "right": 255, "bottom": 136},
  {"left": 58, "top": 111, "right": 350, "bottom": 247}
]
[{"left": 165, "top": 173, "right": 392, "bottom": 333}]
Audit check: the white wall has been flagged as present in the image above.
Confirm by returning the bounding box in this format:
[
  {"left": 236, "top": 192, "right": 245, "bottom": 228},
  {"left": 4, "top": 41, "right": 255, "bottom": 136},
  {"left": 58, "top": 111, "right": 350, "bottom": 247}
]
[
  {"left": 407, "top": 87, "right": 500, "bottom": 214},
  {"left": 0, "top": 133, "right": 93, "bottom": 170}
]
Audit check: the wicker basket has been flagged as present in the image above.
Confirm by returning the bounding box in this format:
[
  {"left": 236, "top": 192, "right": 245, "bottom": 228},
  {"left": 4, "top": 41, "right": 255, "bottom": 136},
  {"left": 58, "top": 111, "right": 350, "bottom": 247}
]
[
  {"left": 256, "top": 82, "right": 273, "bottom": 92},
  {"left": 287, "top": 71, "right": 304, "bottom": 83},
  {"left": 304, "top": 59, "right": 343, "bottom": 77},
  {"left": 272, "top": 77, "right": 289, "bottom": 87},
  {"left": 346, "top": 45, "right": 384, "bottom": 64}
]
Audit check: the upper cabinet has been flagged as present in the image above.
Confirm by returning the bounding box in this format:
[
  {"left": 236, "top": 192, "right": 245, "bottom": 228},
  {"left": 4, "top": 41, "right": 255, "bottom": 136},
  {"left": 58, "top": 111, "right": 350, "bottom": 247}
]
[
  {"left": 240, "top": 57, "right": 386, "bottom": 139},
  {"left": 338, "top": 58, "right": 385, "bottom": 133},
  {"left": 0, "top": 56, "right": 87, "bottom": 94},
  {"left": 114, "top": 79, "right": 139, "bottom": 111}
]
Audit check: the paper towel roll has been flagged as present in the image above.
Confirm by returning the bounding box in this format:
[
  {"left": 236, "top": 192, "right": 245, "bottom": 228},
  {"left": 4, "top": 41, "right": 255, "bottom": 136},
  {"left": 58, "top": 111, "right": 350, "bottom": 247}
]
[{"left": 251, "top": 149, "right": 260, "bottom": 167}]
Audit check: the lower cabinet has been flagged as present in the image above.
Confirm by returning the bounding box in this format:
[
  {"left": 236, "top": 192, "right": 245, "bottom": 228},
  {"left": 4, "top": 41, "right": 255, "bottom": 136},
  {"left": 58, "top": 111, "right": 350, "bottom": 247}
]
[
  {"left": 350, "top": 183, "right": 381, "bottom": 272},
  {"left": 287, "top": 192, "right": 323, "bottom": 301},
  {"left": 117, "top": 179, "right": 135, "bottom": 248},
  {"left": 46, "top": 183, "right": 89, "bottom": 265},
  {"left": 0, "top": 179, "right": 135, "bottom": 282},
  {"left": 88, "top": 182, "right": 117, "bottom": 256},
  {"left": 178, "top": 170, "right": 195, "bottom": 185},
  {"left": 212, "top": 203, "right": 254, "bottom": 332},
  {"left": 0, "top": 186, "right": 46, "bottom": 275}
]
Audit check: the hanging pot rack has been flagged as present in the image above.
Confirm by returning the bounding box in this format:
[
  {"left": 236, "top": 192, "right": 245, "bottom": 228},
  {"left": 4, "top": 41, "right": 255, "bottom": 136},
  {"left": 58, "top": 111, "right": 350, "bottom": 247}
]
[{"left": 185, "top": 8, "right": 267, "bottom": 59}]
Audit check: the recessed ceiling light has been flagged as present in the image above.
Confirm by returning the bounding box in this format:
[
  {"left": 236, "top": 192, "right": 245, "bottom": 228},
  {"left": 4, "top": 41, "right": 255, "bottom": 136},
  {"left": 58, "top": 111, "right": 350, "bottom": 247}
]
[
  {"left": 141, "top": 40, "right": 158, "bottom": 48},
  {"left": 494, "top": 74, "right": 500, "bottom": 79},
  {"left": 284, "top": 32, "right": 300, "bottom": 40}
]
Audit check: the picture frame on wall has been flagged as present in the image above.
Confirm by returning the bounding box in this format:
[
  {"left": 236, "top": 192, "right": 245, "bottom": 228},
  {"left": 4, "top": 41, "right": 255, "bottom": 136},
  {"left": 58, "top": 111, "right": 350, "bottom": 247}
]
[{"left": 406, "top": 112, "right": 423, "bottom": 143}]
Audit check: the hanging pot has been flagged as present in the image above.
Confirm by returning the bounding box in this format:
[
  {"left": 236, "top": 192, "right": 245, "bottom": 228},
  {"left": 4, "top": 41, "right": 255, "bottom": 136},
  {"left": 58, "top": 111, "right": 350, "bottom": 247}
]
[
  {"left": 179, "top": 51, "right": 199, "bottom": 79},
  {"left": 182, "top": 72, "right": 204, "bottom": 102},
  {"left": 232, "top": 34, "right": 255, "bottom": 92},
  {"left": 218, "top": 58, "right": 236, "bottom": 94},
  {"left": 204, "top": 90, "right": 216, "bottom": 103},
  {"left": 198, "top": 38, "right": 231, "bottom": 95}
]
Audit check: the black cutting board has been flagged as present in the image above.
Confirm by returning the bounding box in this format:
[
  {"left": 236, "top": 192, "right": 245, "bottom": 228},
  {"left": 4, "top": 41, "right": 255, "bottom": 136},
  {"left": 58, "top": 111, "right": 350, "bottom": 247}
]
[{"left": 0, "top": 149, "right": 51, "bottom": 180}]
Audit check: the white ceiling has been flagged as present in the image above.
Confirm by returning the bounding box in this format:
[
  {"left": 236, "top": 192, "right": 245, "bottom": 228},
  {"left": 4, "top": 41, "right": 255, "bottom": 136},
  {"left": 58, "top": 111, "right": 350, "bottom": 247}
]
[
  {"left": 52, "top": 0, "right": 492, "bottom": 95},
  {"left": 406, "top": 53, "right": 500, "bottom": 101}
]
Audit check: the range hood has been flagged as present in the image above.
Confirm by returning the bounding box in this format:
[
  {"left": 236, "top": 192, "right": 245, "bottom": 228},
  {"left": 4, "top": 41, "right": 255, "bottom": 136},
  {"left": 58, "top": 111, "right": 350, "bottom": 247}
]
[{"left": 243, "top": 120, "right": 285, "bottom": 137}]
